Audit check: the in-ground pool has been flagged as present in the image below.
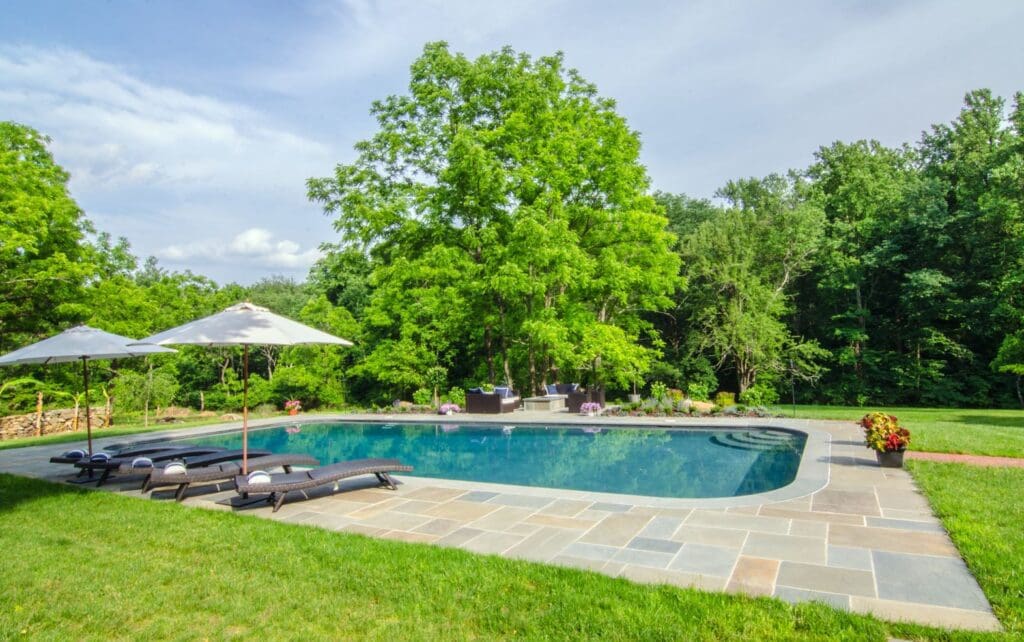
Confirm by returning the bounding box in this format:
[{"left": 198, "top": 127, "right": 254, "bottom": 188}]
[{"left": 184, "top": 422, "right": 806, "bottom": 498}]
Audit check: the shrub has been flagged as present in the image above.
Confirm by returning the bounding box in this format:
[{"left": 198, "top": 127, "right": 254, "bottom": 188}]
[
  {"left": 667, "top": 388, "right": 684, "bottom": 402},
  {"left": 687, "top": 382, "right": 710, "bottom": 401},
  {"left": 739, "top": 383, "right": 778, "bottom": 407},
  {"left": 713, "top": 391, "right": 735, "bottom": 407},
  {"left": 446, "top": 386, "right": 466, "bottom": 407},
  {"left": 650, "top": 381, "right": 668, "bottom": 401},
  {"left": 412, "top": 388, "right": 433, "bottom": 406}
]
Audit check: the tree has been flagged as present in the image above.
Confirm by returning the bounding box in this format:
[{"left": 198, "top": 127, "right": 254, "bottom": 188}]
[
  {"left": 680, "top": 175, "right": 826, "bottom": 394},
  {"left": 993, "top": 331, "right": 1024, "bottom": 407},
  {"left": 309, "top": 43, "right": 680, "bottom": 398},
  {"left": 0, "top": 122, "right": 95, "bottom": 352}
]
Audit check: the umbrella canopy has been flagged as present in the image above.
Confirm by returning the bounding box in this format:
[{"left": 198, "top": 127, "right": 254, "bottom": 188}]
[
  {"left": 135, "top": 302, "right": 353, "bottom": 473},
  {"left": 0, "top": 325, "right": 176, "bottom": 454}
]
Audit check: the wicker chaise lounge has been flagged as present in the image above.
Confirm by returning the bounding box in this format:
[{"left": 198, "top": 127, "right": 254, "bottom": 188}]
[
  {"left": 50, "top": 443, "right": 190, "bottom": 465},
  {"left": 234, "top": 458, "right": 413, "bottom": 512},
  {"left": 144, "top": 453, "right": 321, "bottom": 501},
  {"left": 74, "top": 446, "right": 227, "bottom": 486},
  {"left": 134, "top": 448, "right": 271, "bottom": 488}
]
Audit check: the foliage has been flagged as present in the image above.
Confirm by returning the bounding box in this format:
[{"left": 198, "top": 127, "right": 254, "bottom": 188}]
[
  {"left": 860, "top": 412, "right": 912, "bottom": 452},
  {"left": 686, "top": 382, "right": 710, "bottom": 401},
  {"left": 649, "top": 381, "right": 668, "bottom": 401},
  {"left": 412, "top": 388, "right": 433, "bottom": 406},
  {"left": 446, "top": 386, "right": 466, "bottom": 407},
  {"left": 739, "top": 382, "right": 779, "bottom": 407},
  {"left": 438, "top": 402, "right": 461, "bottom": 415},
  {"left": 308, "top": 42, "right": 681, "bottom": 399},
  {"left": 284, "top": 399, "right": 302, "bottom": 412},
  {"left": 714, "top": 391, "right": 736, "bottom": 407},
  {"left": 110, "top": 366, "right": 178, "bottom": 423},
  {"left": 579, "top": 402, "right": 602, "bottom": 414}
]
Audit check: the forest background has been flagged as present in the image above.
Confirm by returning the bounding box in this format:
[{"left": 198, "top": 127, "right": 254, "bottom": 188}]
[{"left": 2, "top": 43, "right": 1022, "bottom": 417}]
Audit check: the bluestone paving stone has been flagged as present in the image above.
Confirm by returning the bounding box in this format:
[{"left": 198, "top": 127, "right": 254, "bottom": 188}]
[
  {"left": 829, "top": 524, "right": 958, "bottom": 557},
  {"left": 873, "top": 551, "right": 991, "bottom": 610},
  {"left": 563, "top": 542, "right": 620, "bottom": 562},
  {"left": 865, "top": 516, "right": 944, "bottom": 533},
  {"left": 827, "top": 545, "right": 873, "bottom": 571},
  {"left": 638, "top": 516, "right": 684, "bottom": 539},
  {"left": 742, "top": 532, "right": 827, "bottom": 565},
  {"left": 579, "top": 513, "right": 651, "bottom": 546},
  {"left": 590, "top": 502, "right": 632, "bottom": 512},
  {"left": 459, "top": 490, "right": 499, "bottom": 502},
  {"left": 461, "top": 531, "right": 524, "bottom": 555},
  {"left": 613, "top": 547, "right": 675, "bottom": 569},
  {"left": 627, "top": 536, "right": 682, "bottom": 554},
  {"left": 669, "top": 543, "right": 740, "bottom": 577},
  {"left": 850, "top": 597, "right": 1002, "bottom": 632},
  {"left": 686, "top": 510, "right": 790, "bottom": 534},
  {"left": 776, "top": 561, "right": 876, "bottom": 597},
  {"left": 670, "top": 525, "right": 749, "bottom": 548},
  {"left": 489, "top": 494, "right": 553, "bottom": 509}
]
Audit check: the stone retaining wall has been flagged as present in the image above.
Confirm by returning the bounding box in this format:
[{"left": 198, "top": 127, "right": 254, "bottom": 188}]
[{"left": 0, "top": 408, "right": 105, "bottom": 441}]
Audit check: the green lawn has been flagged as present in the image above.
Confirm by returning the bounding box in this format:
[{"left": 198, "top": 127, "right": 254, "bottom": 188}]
[
  {"left": 907, "top": 461, "right": 1024, "bottom": 637},
  {"left": 771, "top": 405, "right": 1024, "bottom": 458},
  {"left": 0, "top": 474, "right": 984, "bottom": 642}
]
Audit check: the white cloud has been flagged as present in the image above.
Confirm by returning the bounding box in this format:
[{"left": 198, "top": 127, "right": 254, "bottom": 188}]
[{"left": 157, "top": 228, "right": 323, "bottom": 270}]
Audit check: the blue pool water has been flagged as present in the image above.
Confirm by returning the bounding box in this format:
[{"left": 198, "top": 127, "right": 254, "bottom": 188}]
[{"left": 185, "top": 422, "right": 806, "bottom": 498}]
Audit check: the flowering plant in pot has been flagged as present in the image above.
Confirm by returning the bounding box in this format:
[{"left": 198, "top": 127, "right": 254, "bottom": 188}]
[
  {"left": 439, "top": 402, "right": 461, "bottom": 416},
  {"left": 580, "top": 401, "right": 602, "bottom": 416},
  {"left": 284, "top": 399, "right": 302, "bottom": 416},
  {"left": 860, "top": 412, "right": 911, "bottom": 467}
]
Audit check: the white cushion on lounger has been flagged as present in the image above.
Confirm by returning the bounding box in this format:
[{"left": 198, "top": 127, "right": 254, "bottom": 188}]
[
  {"left": 89, "top": 452, "right": 111, "bottom": 462},
  {"left": 62, "top": 449, "right": 87, "bottom": 460},
  {"left": 163, "top": 461, "right": 187, "bottom": 475},
  {"left": 247, "top": 470, "right": 271, "bottom": 485},
  {"left": 131, "top": 457, "right": 154, "bottom": 469}
]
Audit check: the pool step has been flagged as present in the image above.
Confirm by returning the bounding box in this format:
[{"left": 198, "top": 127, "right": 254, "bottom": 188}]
[{"left": 711, "top": 431, "right": 795, "bottom": 452}]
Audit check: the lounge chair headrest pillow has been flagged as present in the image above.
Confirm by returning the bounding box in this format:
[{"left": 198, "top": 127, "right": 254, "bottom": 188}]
[
  {"left": 62, "top": 449, "right": 87, "bottom": 460},
  {"left": 89, "top": 452, "right": 111, "bottom": 462},
  {"left": 131, "top": 457, "right": 154, "bottom": 469},
  {"left": 163, "top": 461, "right": 187, "bottom": 475},
  {"left": 247, "top": 470, "right": 272, "bottom": 485},
  {"left": 545, "top": 384, "right": 557, "bottom": 395}
]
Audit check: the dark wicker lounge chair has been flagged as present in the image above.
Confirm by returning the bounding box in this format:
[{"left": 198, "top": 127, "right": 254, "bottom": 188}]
[
  {"left": 74, "top": 446, "right": 226, "bottom": 486},
  {"left": 234, "top": 458, "right": 413, "bottom": 512},
  {"left": 50, "top": 443, "right": 188, "bottom": 465},
  {"left": 134, "top": 448, "right": 271, "bottom": 488},
  {"left": 145, "top": 453, "right": 321, "bottom": 501}
]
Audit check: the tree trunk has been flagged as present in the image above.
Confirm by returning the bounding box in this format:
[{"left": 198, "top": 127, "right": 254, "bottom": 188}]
[
  {"left": 484, "top": 326, "right": 495, "bottom": 384},
  {"left": 35, "top": 391, "right": 43, "bottom": 436},
  {"left": 72, "top": 397, "right": 80, "bottom": 432},
  {"left": 527, "top": 343, "right": 537, "bottom": 395},
  {"left": 1016, "top": 374, "right": 1023, "bottom": 408},
  {"left": 854, "top": 283, "right": 865, "bottom": 379},
  {"left": 200, "top": 390, "right": 205, "bottom": 412}
]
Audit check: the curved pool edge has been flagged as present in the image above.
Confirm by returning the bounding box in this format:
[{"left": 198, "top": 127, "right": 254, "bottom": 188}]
[{"left": 159, "top": 412, "right": 833, "bottom": 510}]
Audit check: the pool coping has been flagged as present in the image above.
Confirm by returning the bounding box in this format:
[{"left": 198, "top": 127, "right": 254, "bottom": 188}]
[{"left": 167, "top": 414, "right": 832, "bottom": 509}]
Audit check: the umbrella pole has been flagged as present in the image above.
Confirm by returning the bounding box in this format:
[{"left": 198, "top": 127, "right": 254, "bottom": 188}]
[
  {"left": 82, "top": 357, "right": 93, "bottom": 456},
  {"left": 242, "top": 344, "right": 249, "bottom": 475}
]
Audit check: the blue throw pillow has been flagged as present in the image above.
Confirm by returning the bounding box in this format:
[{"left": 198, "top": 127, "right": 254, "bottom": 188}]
[
  {"left": 467, "top": 387, "right": 483, "bottom": 394},
  {"left": 546, "top": 384, "right": 557, "bottom": 395},
  {"left": 494, "top": 386, "right": 509, "bottom": 398}
]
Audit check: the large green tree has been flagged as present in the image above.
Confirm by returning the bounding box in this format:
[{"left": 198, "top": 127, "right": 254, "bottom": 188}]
[
  {"left": 309, "top": 43, "right": 680, "bottom": 399},
  {"left": 0, "top": 122, "right": 95, "bottom": 351}
]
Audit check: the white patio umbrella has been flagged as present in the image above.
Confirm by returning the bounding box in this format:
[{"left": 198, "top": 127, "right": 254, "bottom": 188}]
[
  {"left": 135, "top": 302, "right": 353, "bottom": 473},
  {"left": 0, "top": 326, "right": 176, "bottom": 454}
]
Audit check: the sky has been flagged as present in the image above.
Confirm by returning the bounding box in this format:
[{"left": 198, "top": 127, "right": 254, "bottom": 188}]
[{"left": 2, "top": 0, "right": 1023, "bottom": 284}]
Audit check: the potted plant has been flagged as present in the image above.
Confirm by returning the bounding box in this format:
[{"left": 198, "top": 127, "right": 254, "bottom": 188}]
[
  {"left": 860, "top": 412, "right": 911, "bottom": 467},
  {"left": 439, "top": 402, "right": 461, "bottom": 416},
  {"left": 284, "top": 399, "right": 302, "bottom": 416},
  {"left": 580, "top": 401, "right": 601, "bottom": 417}
]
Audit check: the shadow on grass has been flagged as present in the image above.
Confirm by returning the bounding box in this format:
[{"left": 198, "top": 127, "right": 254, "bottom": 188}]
[
  {"left": 0, "top": 473, "right": 91, "bottom": 515},
  {"left": 952, "top": 415, "right": 1024, "bottom": 429}
]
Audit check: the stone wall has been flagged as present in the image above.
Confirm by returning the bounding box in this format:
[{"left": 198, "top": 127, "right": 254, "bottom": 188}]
[{"left": 0, "top": 408, "right": 105, "bottom": 441}]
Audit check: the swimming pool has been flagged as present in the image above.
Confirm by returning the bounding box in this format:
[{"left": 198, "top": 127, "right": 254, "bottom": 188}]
[{"left": 185, "top": 422, "right": 807, "bottom": 499}]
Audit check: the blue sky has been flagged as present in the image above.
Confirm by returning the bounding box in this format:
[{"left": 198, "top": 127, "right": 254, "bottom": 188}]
[{"left": 3, "top": 1, "right": 1023, "bottom": 284}]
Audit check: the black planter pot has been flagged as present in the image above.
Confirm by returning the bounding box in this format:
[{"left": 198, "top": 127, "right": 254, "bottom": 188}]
[{"left": 875, "top": 450, "right": 905, "bottom": 468}]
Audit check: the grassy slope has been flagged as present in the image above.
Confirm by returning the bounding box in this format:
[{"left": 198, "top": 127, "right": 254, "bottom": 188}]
[
  {"left": 0, "top": 474, "right": 973, "bottom": 642},
  {"left": 771, "top": 405, "right": 1024, "bottom": 458},
  {"left": 908, "top": 461, "right": 1024, "bottom": 637}
]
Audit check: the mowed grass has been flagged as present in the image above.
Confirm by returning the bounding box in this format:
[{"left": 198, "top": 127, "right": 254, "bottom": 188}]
[
  {"left": 772, "top": 405, "right": 1024, "bottom": 458},
  {"left": 0, "top": 474, "right": 975, "bottom": 642},
  {"left": 908, "top": 461, "right": 1024, "bottom": 636}
]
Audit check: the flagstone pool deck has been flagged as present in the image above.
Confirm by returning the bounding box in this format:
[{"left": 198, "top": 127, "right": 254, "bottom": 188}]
[{"left": 0, "top": 413, "right": 1002, "bottom": 632}]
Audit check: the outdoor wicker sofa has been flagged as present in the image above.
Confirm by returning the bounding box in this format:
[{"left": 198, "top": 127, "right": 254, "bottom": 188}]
[
  {"left": 73, "top": 446, "right": 226, "bottom": 486},
  {"left": 234, "top": 458, "right": 413, "bottom": 512},
  {"left": 465, "top": 389, "right": 520, "bottom": 414},
  {"left": 144, "top": 453, "right": 321, "bottom": 501},
  {"left": 566, "top": 388, "right": 606, "bottom": 413}
]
